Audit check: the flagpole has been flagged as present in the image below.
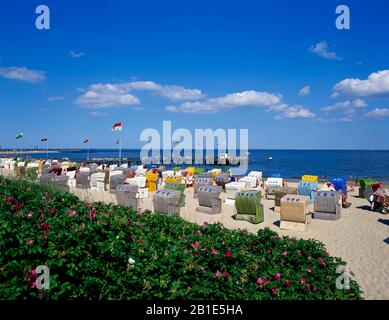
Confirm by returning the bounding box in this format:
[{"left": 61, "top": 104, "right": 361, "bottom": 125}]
[
  {"left": 119, "top": 135, "right": 122, "bottom": 165},
  {"left": 20, "top": 138, "right": 23, "bottom": 160},
  {"left": 87, "top": 143, "right": 90, "bottom": 161},
  {"left": 46, "top": 140, "right": 49, "bottom": 160}
]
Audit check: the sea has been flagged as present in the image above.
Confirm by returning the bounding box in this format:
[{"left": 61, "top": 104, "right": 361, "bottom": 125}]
[{"left": 9, "top": 149, "right": 389, "bottom": 182}]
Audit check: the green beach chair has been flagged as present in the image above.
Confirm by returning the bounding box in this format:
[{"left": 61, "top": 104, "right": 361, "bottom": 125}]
[
  {"left": 26, "top": 167, "right": 38, "bottom": 181},
  {"left": 164, "top": 183, "right": 186, "bottom": 207},
  {"left": 194, "top": 168, "right": 205, "bottom": 175},
  {"left": 234, "top": 190, "right": 264, "bottom": 224},
  {"left": 358, "top": 178, "right": 376, "bottom": 198}
]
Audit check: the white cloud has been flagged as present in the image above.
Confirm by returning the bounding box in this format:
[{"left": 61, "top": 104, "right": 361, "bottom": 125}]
[
  {"left": 365, "top": 108, "right": 389, "bottom": 119},
  {"left": 89, "top": 111, "right": 107, "bottom": 117},
  {"left": 166, "top": 105, "right": 178, "bottom": 112},
  {"left": 315, "top": 117, "right": 354, "bottom": 123},
  {"left": 166, "top": 90, "right": 315, "bottom": 120},
  {"left": 275, "top": 106, "right": 315, "bottom": 120},
  {"left": 69, "top": 51, "right": 86, "bottom": 58},
  {"left": 298, "top": 85, "right": 310, "bottom": 97},
  {"left": 47, "top": 96, "right": 64, "bottom": 102},
  {"left": 333, "top": 70, "right": 389, "bottom": 97},
  {"left": 309, "top": 41, "right": 343, "bottom": 60},
  {"left": 352, "top": 98, "right": 367, "bottom": 108},
  {"left": 322, "top": 101, "right": 352, "bottom": 112},
  {"left": 76, "top": 83, "right": 140, "bottom": 108},
  {"left": 322, "top": 100, "right": 367, "bottom": 117},
  {"left": 166, "top": 90, "right": 282, "bottom": 113},
  {"left": 0, "top": 66, "right": 45, "bottom": 83},
  {"left": 75, "top": 80, "right": 203, "bottom": 108},
  {"left": 126, "top": 80, "right": 204, "bottom": 101}
]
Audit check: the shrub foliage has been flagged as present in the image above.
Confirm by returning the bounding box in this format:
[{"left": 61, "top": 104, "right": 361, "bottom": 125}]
[{"left": 0, "top": 177, "right": 363, "bottom": 300}]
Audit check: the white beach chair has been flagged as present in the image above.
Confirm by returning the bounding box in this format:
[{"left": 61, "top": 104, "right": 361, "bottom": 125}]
[{"left": 225, "top": 181, "right": 247, "bottom": 205}]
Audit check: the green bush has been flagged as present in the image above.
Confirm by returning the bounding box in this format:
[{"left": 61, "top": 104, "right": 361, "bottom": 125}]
[{"left": 0, "top": 177, "right": 363, "bottom": 300}]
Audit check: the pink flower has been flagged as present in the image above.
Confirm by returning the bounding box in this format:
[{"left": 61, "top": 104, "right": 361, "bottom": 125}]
[
  {"left": 27, "top": 240, "right": 34, "bottom": 246},
  {"left": 257, "top": 277, "right": 264, "bottom": 286},
  {"left": 39, "top": 223, "right": 51, "bottom": 231},
  {"left": 318, "top": 258, "right": 327, "bottom": 267},
  {"left": 50, "top": 208, "right": 55, "bottom": 215},
  {"left": 301, "top": 278, "right": 307, "bottom": 285},
  {"left": 266, "top": 248, "right": 272, "bottom": 254},
  {"left": 306, "top": 268, "right": 312, "bottom": 273},
  {"left": 271, "top": 288, "right": 278, "bottom": 295},
  {"left": 195, "top": 230, "right": 201, "bottom": 236},
  {"left": 214, "top": 270, "right": 223, "bottom": 278},
  {"left": 6, "top": 196, "right": 14, "bottom": 203},
  {"left": 223, "top": 271, "right": 229, "bottom": 279},
  {"left": 285, "top": 279, "right": 291, "bottom": 286},
  {"left": 225, "top": 251, "right": 233, "bottom": 258},
  {"left": 91, "top": 213, "right": 97, "bottom": 219},
  {"left": 200, "top": 267, "right": 205, "bottom": 273},
  {"left": 201, "top": 247, "right": 207, "bottom": 251},
  {"left": 67, "top": 210, "right": 77, "bottom": 217},
  {"left": 274, "top": 273, "right": 281, "bottom": 280},
  {"left": 28, "top": 269, "right": 36, "bottom": 277},
  {"left": 27, "top": 211, "right": 34, "bottom": 218},
  {"left": 191, "top": 241, "right": 200, "bottom": 249},
  {"left": 211, "top": 248, "right": 218, "bottom": 256},
  {"left": 202, "top": 221, "right": 208, "bottom": 228},
  {"left": 313, "top": 286, "right": 318, "bottom": 292},
  {"left": 283, "top": 250, "right": 289, "bottom": 256}
]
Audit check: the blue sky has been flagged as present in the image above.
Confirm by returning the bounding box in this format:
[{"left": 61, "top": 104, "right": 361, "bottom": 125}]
[{"left": 0, "top": 0, "right": 389, "bottom": 149}]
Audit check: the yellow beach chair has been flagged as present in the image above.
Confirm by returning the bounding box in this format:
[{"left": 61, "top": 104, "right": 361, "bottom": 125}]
[
  {"left": 145, "top": 171, "right": 159, "bottom": 192},
  {"left": 302, "top": 175, "right": 318, "bottom": 182},
  {"left": 165, "top": 175, "right": 183, "bottom": 184}
]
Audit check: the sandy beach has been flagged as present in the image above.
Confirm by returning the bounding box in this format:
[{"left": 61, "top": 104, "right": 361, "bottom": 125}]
[{"left": 1, "top": 168, "right": 388, "bottom": 300}]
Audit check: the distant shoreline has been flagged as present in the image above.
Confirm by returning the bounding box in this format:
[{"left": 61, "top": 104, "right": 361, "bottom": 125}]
[{"left": 0, "top": 150, "right": 80, "bottom": 155}]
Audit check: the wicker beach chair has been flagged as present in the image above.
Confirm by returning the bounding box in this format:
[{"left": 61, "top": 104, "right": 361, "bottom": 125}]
[
  {"left": 76, "top": 171, "right": 91, "bottom": 189},
  {"left": 265, "top": 177, "right": 283, "bottom": 198},
  {"left": 225, "top": 181, "right": 247, "bottom": 202},
  {"left": 164, "top": 183, "right": 186, "bottom": 207},
  {"left": 194, "top": 176, "right": 213, "bottom": 197},
  {"left": 90, "top": 172, "right": 106, "bottom": 188},
  {"left": 358, "top": 178, "right": 376, "bottom": 198},
  {"left": 52, "top": 175, "right": 70, "bottom": 192},
  {"left": 153, "top": 189, "right": 182, "bottom": 216},
  {"left": 239, "top": 171, "right": 263, "bottom": 188},
  {"left": 280, "top": 195, "right": 311, "bottom": 231},
  {"left": 275, "top": 187, "right": 298, "bottom": 207},
  {"left": 115, "top": 184, "right": 139, "bottom": 210},
  {"left": 297, "top": 181, "right": 318, "bottom": 204},
  {"left": 196, "top": 185, "right": 223, "bottom": 214},
  {"left": 234, "top": 190, "right": 264, "bottom": 224},
  {"left": 215, "top": 172, "right": 230, "bottom": 189},
  {"left": 311, "top": 190, "right": 341, "bottom": 220},
  {"left": 145, "top": 171, "right": 159, "bottom": 192},
  {"left": 109, "top": 173, "right": 127, "bottom": 191}
]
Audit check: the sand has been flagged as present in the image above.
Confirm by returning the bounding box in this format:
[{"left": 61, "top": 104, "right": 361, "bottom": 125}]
[{"left": 1, "top": 168, "right": 388, "bottom": 300}]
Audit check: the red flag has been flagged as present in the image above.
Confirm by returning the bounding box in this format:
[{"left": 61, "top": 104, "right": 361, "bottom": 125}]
[{"left": 112, "top": 122, "right": 123, "bottom": 131}]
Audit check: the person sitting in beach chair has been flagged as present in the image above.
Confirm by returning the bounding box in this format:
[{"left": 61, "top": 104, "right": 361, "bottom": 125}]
[
  {"left": 49, "top": 167, "right": 62, "bottom": 176},
  {"left": 368, "top": 183, "right": 389, "bottom": 214}
]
